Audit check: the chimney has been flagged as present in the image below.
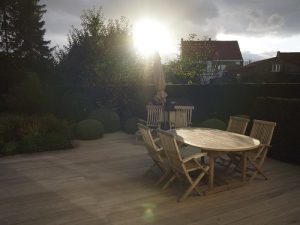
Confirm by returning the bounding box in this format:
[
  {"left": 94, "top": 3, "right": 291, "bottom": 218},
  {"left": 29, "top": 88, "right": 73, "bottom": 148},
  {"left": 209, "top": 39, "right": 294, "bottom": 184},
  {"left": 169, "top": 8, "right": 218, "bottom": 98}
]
[
  {"left": 277, "top": 51, "right": 280, "bottom": 58},
  {"left": 209, "top": 37, "right": 211, "bottom": 41}
]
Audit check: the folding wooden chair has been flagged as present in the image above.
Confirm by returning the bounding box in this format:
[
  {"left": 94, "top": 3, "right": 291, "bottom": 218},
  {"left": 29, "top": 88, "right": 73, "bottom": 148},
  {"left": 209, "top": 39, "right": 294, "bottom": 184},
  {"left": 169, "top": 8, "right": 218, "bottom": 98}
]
[
  {"left": 136, "top": 105, "right": 164, "bottom": 141},
  {"left": 138, "top": 123, "right": 170, "bottom": 185},
  {"left": 216, "top": 116, "right": 250, "bottom": 167},
  {"left": 231, "top": 120, "right": 276, "bottom": 182},
  {"left": 226, "top": 116, "right": 250, "bottom": 134},
  {"left": 144, "top": 105, "right": 164, "bottom": 128},
  {"left": 157, "top": 129, "right": 209, "bottom": 202},
  {"left": 170, "top": 105, "right": 194, "bottom": 129}
]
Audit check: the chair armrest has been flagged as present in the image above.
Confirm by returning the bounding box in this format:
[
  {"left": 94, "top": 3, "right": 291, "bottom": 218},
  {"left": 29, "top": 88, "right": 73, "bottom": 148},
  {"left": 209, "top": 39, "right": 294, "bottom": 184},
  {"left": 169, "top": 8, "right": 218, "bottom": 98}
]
[
  {"left": 154, "top": 137, "right": 163, "bottom": 148},
  {"left": 157, "top": 147, "right": 163, "bottom": 151},
  {"left": 183, "top": 152, "right": 207, "bottom": 163},
  {"left": 260, "top": 144, "right": 272, "bottom": 148},
  {"left": 138, "top": 119, "right": 147, "bottom": 125},
  {"left": 153, "top": 137, "right": 160, "bottom": 142}
]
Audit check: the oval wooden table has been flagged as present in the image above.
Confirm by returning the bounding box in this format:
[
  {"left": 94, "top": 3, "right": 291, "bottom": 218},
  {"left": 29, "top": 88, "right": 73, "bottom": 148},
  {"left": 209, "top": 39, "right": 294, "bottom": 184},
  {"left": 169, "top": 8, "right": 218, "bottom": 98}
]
[{"left": 168, "top": 127, "right": 260, "bottom": 191}]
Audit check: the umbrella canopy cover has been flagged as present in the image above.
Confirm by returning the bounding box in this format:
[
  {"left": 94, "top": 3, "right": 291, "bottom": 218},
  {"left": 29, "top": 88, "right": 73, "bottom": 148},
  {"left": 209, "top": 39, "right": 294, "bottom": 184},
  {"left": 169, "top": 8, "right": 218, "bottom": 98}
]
[{"left": 153, "top": 53, "right": 167, "bottom": 105}]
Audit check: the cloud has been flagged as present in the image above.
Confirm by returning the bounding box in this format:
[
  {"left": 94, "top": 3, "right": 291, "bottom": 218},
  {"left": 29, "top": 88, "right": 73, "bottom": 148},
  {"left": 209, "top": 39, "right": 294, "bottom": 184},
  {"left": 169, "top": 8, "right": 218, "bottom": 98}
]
[
  {"left": 246, "top": 11, "right": 285, "bottom": 34},
  {"left": 40, "top": 0, "right": 300, "bottom": 59},
  {"left": 215, "top": 0, "right": 300, "bottom": 36},
  {"left": 242, "top": 51, "right": 277, "bottom": 62}
]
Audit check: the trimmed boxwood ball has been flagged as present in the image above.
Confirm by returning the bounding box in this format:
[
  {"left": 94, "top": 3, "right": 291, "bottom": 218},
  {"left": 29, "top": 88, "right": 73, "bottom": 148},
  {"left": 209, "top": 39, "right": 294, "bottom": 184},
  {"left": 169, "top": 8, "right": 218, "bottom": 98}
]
[
  {"left": 75, "top": 119, "right": 104, "bottom": 140},
  {"left": 88, "top": 109, "right": 120, "bottom": 133},
  {"left": 200, "top": 118, "right": 226, "bottom": 130},
  {"left": 124, "top": 117, "right": 139, "bottom": 134}
]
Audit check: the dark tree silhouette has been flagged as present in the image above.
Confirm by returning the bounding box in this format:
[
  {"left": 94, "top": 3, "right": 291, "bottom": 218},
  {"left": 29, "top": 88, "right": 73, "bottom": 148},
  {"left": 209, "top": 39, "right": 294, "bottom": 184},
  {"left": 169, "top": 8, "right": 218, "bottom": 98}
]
[
  {"left": 0, "top": 0, "right": 54, "bottom": 112},
  {"left": 0, "top": 0, "right": 15, "bottom": 55},
  {"left": 1, "top": 0, "right": 52, "bottom": 59}
]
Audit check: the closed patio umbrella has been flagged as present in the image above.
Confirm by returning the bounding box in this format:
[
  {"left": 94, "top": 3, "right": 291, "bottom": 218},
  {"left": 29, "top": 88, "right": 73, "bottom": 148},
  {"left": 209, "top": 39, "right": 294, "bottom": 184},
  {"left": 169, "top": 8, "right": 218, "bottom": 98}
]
[{"left": 153, "top": 52, "right": 167, "bottom": 105}]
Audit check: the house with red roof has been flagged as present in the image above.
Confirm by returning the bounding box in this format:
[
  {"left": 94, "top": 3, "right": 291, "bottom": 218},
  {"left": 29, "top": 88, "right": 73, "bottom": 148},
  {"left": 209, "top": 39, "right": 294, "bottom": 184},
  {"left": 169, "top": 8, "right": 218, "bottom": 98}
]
[
  {"left": 230, "top": 51, "right": 300, "bottom": 83},
  {"left": 181, "top": 38, "right": 243, "bottom": 84}
]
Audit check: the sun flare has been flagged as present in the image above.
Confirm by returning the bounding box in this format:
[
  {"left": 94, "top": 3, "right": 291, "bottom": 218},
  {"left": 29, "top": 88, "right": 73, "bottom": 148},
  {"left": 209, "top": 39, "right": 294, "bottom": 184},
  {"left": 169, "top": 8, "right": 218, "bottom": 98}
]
[{"left": 133, "top": 19, "right": 175, "bottom": 57}]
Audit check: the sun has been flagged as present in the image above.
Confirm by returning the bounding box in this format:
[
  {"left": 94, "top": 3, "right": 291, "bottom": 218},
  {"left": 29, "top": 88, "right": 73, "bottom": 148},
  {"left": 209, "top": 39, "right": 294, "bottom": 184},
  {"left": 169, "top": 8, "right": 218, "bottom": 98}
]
[{"left": 133, "top": 18, "right": 175, "bottom": 57}]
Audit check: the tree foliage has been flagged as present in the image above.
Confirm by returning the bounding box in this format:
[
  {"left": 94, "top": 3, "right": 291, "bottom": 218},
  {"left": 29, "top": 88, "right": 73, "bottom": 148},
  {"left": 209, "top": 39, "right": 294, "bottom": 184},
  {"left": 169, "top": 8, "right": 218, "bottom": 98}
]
[
  {"left": 0, "top": 0, "right": 53, "bottom": 86},
  {"left": 0, "top": 0, "right": 14, "bottom": 54},
  {"left": 0, "top": 0, "right": 55, "bottom": 114},
  {"left": 0, "top": 0, "right": 52, "bottom": 59},
  {"left": 164, "top": 57, "right": 206, "bottom": 84},
  {"left": 57, "top": 7, "right": 142, "bottom": 87},
  {"left": 165, "top": 35, "right": 218, "bottom": 84}
]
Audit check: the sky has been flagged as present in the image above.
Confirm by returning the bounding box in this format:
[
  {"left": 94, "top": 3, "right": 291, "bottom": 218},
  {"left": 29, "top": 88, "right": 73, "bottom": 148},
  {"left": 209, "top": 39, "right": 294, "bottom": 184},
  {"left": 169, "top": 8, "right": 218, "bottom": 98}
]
[{"left": 41, "top": 0, "right": 300, "bottom": 62}]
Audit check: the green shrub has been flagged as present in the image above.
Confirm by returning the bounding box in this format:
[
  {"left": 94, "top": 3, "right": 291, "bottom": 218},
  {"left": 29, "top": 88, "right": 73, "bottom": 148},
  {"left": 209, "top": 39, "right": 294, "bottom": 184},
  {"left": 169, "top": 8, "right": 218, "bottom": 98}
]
[
  {"left": 0, "top": 114, "right": 27, "bottom": 143},
  {"left": 21, "top": 134, "right": 43, "bottom": 153},
  {"left": 21, "top": 132, "right": 73, "bottom": 153},
  {"left": 59, "top": 92, "right": 95, "bottom": 122},
  {"left": 124, "top": 117, "right": 139, "bottom": 134},
  {"left": 7, "top": 73, "right": 43, "bottom": 113},
  {"left": 199, "top": 118, "right": 226, "bottom": 130},
  {"left": 0, "top": 114, "right": 73, "bottom": 155},
  {"left": 42, "top": 133, "right": 73, "bottom": 150},
  {"left": 37, "top": 114, "right": 72, "bottom": 137},
  {"left": 75, "top": 119, "right": 104, "bottom": 140},
  {"left": 88, "top": 109, "right": 120, "bottom": 133},
  {"left": 251, "top": 97, "right": 300, "bottom": 164},
  {"left": 20, "top": 133, "right": 72, "bottom": 153},
  {"left": 1, "top": 141, "right": 19, "bottom": 155}
]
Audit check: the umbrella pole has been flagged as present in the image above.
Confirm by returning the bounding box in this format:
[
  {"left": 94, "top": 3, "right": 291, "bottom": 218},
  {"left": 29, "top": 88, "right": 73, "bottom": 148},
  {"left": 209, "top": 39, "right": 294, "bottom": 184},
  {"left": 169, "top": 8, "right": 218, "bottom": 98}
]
[{"left": 162, "top": 103, "right": 168, "bottom": 130}]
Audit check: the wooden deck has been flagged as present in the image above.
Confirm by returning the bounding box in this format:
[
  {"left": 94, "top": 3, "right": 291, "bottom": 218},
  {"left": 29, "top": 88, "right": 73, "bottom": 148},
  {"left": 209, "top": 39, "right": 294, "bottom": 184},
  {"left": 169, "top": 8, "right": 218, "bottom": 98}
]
[{"left": 0, "top": 132, "right": 299, "bottom": 225}]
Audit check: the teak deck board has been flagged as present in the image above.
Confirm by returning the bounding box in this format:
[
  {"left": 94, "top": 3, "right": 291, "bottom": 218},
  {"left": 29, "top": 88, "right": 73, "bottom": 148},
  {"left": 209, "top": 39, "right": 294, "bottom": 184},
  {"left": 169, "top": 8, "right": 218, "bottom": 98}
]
[{"left": 0, "top": 132, "right": 299, "bottom": 225}]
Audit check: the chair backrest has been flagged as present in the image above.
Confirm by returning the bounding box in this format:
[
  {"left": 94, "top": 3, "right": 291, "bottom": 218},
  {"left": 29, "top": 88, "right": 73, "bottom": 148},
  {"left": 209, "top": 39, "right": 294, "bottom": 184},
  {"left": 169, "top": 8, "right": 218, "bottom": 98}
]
[
  {"left": 146, "top": 105, "right": 164, "bottom": 128},
  {"left": 158, "top": 129, "right": 183, "bottom": 173},
  {"left": 250, "top": 120, "right": 277, "bottom": 145},
  {"left": 138, "top": 123, "right": 163, "bottom": 163},
  {"left": 227, "top": 116, "right": 250, "bottom": 135},
  {"left": 174, "top": 106, "right": 194, "bottom": 128}
]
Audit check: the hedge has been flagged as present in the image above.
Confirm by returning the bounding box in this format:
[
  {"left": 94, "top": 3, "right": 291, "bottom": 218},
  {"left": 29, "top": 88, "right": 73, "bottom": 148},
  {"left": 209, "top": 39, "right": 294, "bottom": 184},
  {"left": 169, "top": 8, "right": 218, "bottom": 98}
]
[{"left": 250, "top": 97, "right": 300, "bottom": 164}]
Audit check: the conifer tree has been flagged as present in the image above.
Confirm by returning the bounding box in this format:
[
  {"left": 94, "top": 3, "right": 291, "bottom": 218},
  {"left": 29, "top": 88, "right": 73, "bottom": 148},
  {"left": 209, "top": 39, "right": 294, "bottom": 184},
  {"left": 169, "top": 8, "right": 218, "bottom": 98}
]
[
  {"left": 0, "top": 0, "right": 15, "bottom": 55},
  {"left": 13, "top": 0, "right": 51, "bottom": 59},
  {"left": 0, "top": 0, "right": 51, "bottom": 59}
]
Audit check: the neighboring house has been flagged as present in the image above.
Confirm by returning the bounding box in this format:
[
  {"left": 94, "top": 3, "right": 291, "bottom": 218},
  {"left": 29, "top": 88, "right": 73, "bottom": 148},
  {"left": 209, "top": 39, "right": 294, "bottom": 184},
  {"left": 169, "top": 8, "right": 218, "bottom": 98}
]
[
  {"left": 181, "top": 38, "right": 243, "bottom": 84},
  {"left": 229, "top": 51, "right": 300, "bottom": 83}
]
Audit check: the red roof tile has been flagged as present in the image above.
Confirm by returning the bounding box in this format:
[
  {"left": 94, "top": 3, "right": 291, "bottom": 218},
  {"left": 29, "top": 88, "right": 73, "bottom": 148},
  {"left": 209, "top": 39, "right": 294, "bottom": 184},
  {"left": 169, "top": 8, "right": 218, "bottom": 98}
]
[{"left": 278, "top": 52, "right": 300, "bottom": 66}]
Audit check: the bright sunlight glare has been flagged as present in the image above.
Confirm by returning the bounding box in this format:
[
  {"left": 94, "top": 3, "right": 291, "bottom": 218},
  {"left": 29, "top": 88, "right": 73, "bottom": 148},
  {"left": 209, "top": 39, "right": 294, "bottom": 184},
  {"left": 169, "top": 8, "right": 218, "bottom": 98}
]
[{"left": 133, "top": 19, "right": 176, "bottom": 57}]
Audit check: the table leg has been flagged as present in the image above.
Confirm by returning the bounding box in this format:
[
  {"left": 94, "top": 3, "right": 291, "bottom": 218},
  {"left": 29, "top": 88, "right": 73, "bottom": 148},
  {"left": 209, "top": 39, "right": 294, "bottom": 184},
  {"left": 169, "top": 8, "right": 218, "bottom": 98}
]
[
  {"left": 208, "top": 153, "right": 215, "bottom": 190},
  {"left": 242, "top": 152, "right": 248, "bottom": 182}
]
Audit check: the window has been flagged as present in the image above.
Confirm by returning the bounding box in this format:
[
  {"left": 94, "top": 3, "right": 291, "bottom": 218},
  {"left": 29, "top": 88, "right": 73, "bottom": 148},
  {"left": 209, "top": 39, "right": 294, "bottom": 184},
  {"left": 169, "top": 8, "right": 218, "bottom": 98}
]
[
  {"left": 272, "top": 64, "right": 281, "bottom": 72},
  {"left": 207, "top": 61, "right": 212, "bottom": 72}
]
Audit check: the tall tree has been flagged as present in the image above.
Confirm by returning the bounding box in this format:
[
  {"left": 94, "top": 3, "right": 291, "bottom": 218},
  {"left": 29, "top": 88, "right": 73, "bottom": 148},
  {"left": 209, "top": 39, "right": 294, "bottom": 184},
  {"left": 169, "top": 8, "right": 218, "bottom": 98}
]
[
  {"left": 0, "top": 0, "right": 53, "bottom": 100},
  {"left": 13, "top": 0, "right": 51, "bottom": 59},
  {"left": 57, "top": 7, "right": 141, "bottom": 87},
  {"left": 0, "top": 0, "right": 14, "bottom": 55},
  {"left": 0, "top": 0, "right": 51, "bottom": 59}
]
